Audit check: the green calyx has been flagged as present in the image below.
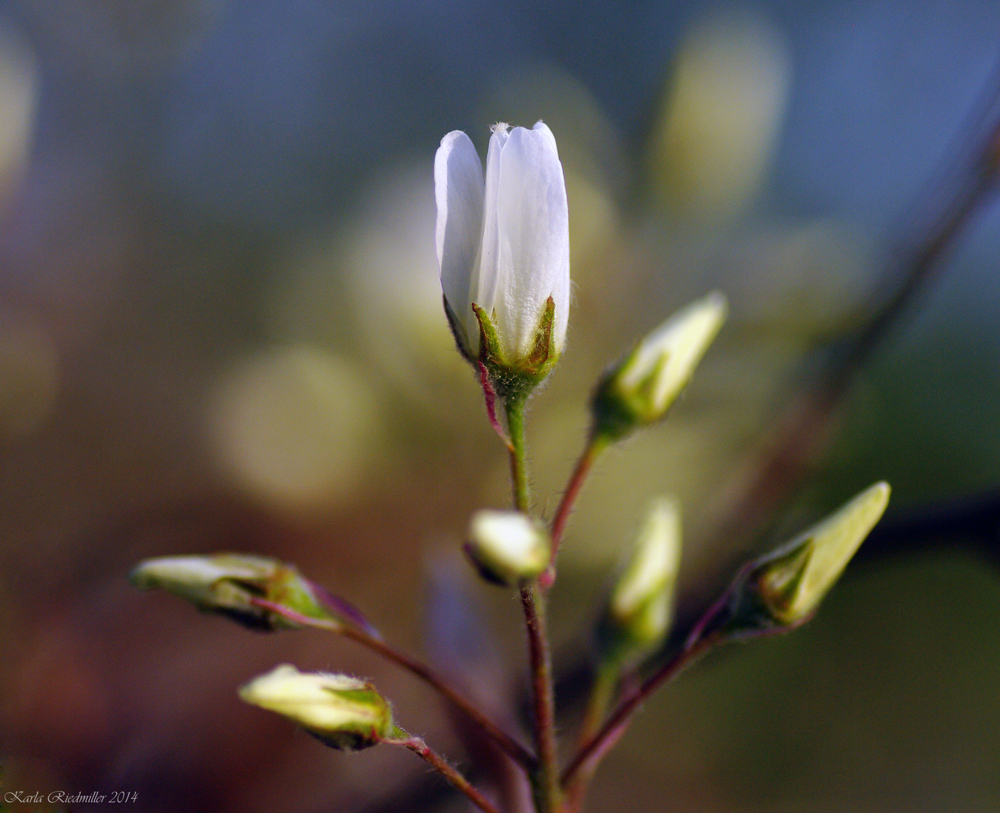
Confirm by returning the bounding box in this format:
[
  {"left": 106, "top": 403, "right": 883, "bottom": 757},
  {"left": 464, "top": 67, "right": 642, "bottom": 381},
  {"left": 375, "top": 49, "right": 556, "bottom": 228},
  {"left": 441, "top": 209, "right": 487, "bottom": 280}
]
[
  {"left": 473, "top": 297, "right": 560, "bottom": 401},
  {"left": 596, "top": 590, "right": 671, "bottom": 666},
  {"left": 590, "top": 348, "right": 672, "bottom": 442}
]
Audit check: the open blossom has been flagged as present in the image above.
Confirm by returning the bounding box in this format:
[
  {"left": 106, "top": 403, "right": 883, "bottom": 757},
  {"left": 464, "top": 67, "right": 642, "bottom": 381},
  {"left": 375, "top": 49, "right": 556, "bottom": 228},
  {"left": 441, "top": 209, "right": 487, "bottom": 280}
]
[{"left": 435, "top": 121, "right": 570, "bottom": 370}]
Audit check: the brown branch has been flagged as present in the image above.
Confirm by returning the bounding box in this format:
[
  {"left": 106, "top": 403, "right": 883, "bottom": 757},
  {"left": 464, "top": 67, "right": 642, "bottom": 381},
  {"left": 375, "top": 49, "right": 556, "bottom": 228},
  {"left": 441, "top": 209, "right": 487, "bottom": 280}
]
[{"left": 703, "top": 57, "right": 1000, "bottom": 559}]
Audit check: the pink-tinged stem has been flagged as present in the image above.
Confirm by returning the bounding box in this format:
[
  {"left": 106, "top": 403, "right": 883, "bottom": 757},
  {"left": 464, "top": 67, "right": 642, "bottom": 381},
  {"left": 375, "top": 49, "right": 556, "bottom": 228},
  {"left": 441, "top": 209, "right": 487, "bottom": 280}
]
[
  {"left": 540, "top": 433, "right": 608, "bottom": 590},
  {"left": 250, "top": 598, "right": 534, "bottom": 771},
  {"left": 563, "top": 660, "right": 620, "bottom": 812},
  {"left": 521, "top": 584, "right": 561, "bottom": 813},
  {"left": 394, "top": 736, "right": 504, "bottom": 813},
  {"left": 561, "top": 634, "right": 718, "bottom": 789},
  {"left": 479, "top": 360, "right": 514, "bottom": 451}
]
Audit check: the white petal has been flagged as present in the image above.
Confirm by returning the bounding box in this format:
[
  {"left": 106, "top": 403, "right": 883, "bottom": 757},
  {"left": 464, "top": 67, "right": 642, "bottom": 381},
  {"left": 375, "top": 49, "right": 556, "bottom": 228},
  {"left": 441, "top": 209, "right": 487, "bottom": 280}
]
[
  {"left": 475, "top": 123, "right": 510, "bottom": 326},
  {"left": 492, "top": 121, "right": 570, "bottom": 358},
  {"left": 435, "top": 131, "right": 484, "bottom": 344}
]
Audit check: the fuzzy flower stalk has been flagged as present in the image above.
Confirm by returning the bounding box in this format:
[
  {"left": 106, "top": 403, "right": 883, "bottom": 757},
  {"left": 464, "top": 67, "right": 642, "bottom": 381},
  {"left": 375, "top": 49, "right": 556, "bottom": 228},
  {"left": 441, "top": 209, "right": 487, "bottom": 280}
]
[{"left": 435, "top": 121, "right": 570, "bottom": 401}]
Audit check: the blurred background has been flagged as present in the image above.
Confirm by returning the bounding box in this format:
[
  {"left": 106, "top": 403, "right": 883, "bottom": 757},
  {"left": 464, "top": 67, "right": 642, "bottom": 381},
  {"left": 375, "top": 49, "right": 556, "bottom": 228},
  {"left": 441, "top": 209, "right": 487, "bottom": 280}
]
[{"left": 1, "top": 1, "right": 1000, "bottom": 811}]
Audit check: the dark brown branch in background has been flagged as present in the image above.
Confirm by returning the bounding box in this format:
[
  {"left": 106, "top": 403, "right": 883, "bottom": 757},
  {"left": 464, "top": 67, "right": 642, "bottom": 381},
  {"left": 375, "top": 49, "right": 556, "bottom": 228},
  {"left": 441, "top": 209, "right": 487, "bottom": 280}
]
[{"left": 701, "top": 55, "right": 1000, "bottom": 564}]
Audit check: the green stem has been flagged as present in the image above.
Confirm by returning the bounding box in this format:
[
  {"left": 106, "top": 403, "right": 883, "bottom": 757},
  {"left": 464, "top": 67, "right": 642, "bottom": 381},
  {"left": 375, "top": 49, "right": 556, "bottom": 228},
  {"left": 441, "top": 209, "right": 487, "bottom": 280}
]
[
  {"left": 506, "top": 395, "right": 531, "bottom": 514},
  {"left": 564, "top": 660, "right": 620, "bottom": 812},
  {"left": 392, "top": 734, "right": 504, "bottom": 813},
  {"left": 505, "top": 395, "right": 562, "bottom": 813}
]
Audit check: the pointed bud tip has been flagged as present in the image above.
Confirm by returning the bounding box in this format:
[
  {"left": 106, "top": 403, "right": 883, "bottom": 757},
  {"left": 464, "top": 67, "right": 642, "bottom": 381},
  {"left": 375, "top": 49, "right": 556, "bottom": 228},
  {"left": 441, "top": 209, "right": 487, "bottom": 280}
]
[
  {"left": 601, "top": 497, "right": 683, "bottom": 660},
  {"left": 752, "top": 481, "right": 890, "bottom": 627}
]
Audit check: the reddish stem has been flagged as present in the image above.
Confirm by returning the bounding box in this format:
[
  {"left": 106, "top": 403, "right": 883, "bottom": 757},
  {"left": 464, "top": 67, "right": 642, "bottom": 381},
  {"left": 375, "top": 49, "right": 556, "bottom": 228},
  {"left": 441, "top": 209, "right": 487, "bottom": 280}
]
[
  {"left": 479, "top": 360, "right": 513, "bottom": 451},
  {"left": 394, "top": 736, "right": 504, "bottom": 813},
  {"left": 250, "top": 597, "right": 534, "bottom": 770},
  {"left": 540, "top": 433, "right": 608, "bottom": 590},
  {"left": 560, "top": 634, "right": 717, "bottom": 789}
]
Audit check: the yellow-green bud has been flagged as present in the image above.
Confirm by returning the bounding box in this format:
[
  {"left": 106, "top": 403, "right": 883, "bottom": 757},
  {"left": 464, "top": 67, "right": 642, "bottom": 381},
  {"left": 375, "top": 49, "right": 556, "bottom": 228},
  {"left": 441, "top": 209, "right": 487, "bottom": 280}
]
[
  {"left": 750, "top": 481, "right": 890, "bottom": 626},
  {"left": 129, "top": 553, "right": 333, "bottom": 631},
  {"left": 600, "top": 497, "right": 682, "bottom": 661},
  {"left": 464, "top": 510, "right": 551, "bottom": 587},
  {"left": 239, "top": 664, "right": 393, "bottom": 751},
  {"left": 592, "top": 293, "right": 726, "bottom": 440}
]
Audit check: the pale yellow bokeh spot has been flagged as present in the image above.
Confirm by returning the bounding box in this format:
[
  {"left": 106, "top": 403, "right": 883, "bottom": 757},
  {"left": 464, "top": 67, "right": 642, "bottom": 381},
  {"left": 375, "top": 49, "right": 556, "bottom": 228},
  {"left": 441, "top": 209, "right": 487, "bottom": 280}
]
[
  {"left": 0, "top": 24, "right": 37, "bottom": 214},
  {"left": 650, "top": 9, "right": 791, "bottom": 220},
  {"left": 208, "top": 346, "right": 381, "bottom": 512}
]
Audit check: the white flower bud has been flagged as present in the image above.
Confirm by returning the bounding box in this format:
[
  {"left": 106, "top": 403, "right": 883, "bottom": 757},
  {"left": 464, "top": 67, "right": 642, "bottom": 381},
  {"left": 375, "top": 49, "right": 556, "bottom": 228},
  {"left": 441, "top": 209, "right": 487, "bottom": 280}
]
[
  {"left": 465, "top": 509, "right": 551, "bottom": 587},
  {"left": 435, "top": 122, "right": 570, "bottom": 379},
  {"left": 130, "top": 554, "right": 332, "bottom": 631},
  {"left": 593, "top": 293, "right": 726, "bottom": 439},
  {"left": 239, "top": 664, "right": 393, "bottom": 751},
  {"left": 601, "top": 497, "right": 682, "bottom": 659},
  {"left": 751, "top": 481, "right": 890, "bottom": 626}
]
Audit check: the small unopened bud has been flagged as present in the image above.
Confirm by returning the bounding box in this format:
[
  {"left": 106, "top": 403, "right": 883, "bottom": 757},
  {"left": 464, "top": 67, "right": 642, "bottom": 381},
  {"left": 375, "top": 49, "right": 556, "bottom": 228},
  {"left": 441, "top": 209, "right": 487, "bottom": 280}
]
[
  {"left": 129, "top": 554, "right": 333, "bottom": 631},
  {"left": 592, "top": 293, "right": 726, "bottom": 440},
  {"left": 599, "top": 497, "right": 682, "bottom": 661},
  {"left": 703, "top": 482, "right": 892, "bottom": 642},
  {"left": 751, "top": 482, "right": 890, "bottom": 625},
  {"left": 464, "top": 510, "right": 551, "bottom": 587},
  {"left": 238, "top": 664, "right": 393, "bottom": 751}
]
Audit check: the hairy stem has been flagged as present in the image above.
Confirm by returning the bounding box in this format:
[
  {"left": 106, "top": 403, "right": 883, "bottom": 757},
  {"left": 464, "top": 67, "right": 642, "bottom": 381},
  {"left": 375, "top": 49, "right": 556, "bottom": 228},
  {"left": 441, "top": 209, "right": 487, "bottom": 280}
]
[
  {"left": 392, "top": 735, "right": 504, "bottom": 813},
  {"left": 506, "top": 396, "right": 562, "bottom": 813},
  {"left": 541, "top": 432, "right": 609, "bottom": 590}
]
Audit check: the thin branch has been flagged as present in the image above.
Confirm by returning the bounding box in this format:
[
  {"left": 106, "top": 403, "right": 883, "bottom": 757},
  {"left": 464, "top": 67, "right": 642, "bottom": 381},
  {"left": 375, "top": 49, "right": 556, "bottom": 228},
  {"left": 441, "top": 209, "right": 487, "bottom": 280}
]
[
  {"left": 541, "top": 433, "right": 609, "bottom": 590},
  {"left": 704, "top": 58, "right": 1000, "bottom": 559},
  {"left": 520, "top": 585, "right": 561, "bottom": 812},
  {"left": 560, "top": 634, "right": 717, "bottom": 789},
  {"left": 249, "top": 598, "right": 534, "bottom": 771},
  {"left": 392, "top": 736, "right": 504, "bottom": 813}
]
